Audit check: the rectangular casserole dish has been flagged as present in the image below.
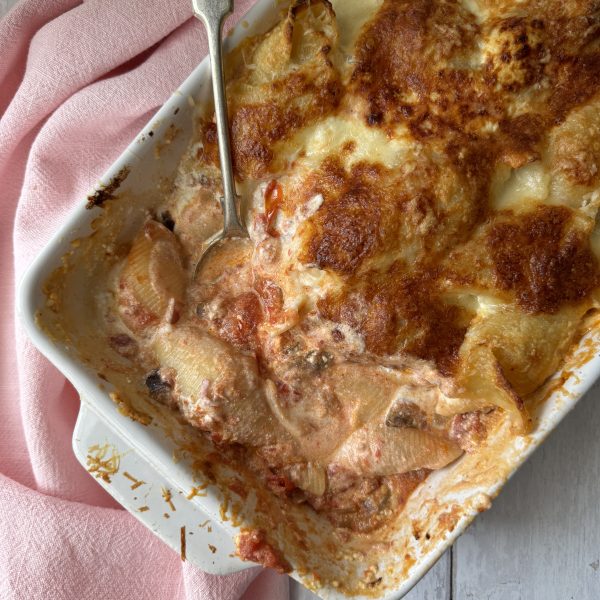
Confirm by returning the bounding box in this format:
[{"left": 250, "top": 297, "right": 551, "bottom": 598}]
[{"left": 17, "top": 0, "right": 600, "bottom": 597}]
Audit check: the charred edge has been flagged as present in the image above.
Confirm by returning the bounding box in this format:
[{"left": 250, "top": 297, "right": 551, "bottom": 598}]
[
  {"left": 86, "top": 166, "right": 131, "bottom": 209},
  {"left": 145, "top": 369, "right": 172, "bottom": 399},
  {"left": 180, "top": 526, "right": 186, "bottom": 561},
  {"left": 160, "top": 211, "right": 176, "bottom": 231}
]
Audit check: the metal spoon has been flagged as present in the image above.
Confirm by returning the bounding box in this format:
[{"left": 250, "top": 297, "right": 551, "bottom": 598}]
[{"left": 192, "top": 0, "right": 248, "bottom": 278}]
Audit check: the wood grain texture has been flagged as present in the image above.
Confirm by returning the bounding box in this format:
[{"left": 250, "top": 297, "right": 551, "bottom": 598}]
[
  {"left": 289, "top": 550, "right": 451, "bottom": 600},
  {"left": 404, "top": 551, "right": 451, "bottom": 600},
  {"left": 454, "top": 382, "right": 600, "bottom": 600},
  {"left": 0, "top": 0, "right": 18, "bottom": 18}
]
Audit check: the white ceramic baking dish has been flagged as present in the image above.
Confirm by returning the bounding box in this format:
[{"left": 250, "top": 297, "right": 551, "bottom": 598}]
[{"left": 17, "top": 0, "right": 600, "bottom": 598}]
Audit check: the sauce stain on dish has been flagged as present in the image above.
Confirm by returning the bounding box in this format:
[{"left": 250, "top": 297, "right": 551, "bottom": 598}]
[{"left": 85, "top": 166, "right": 130, "bottom": 209}]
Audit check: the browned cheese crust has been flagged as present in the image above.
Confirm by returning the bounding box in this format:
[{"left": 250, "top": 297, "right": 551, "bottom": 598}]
[{"left": 112, "top": 0, "right": 600, "bottom": 553}]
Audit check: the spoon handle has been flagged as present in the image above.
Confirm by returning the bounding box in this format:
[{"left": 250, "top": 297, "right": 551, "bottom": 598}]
[{"left": 193, "top": 0, "right": 245, "bottom": 238}]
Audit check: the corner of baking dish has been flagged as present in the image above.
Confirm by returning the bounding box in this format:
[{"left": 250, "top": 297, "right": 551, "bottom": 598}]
[
  {"left": 15, "top": 60, "right": 252, "bottom": 582},
  {"left": 16, "top": 0, "right": 287, "bottom": 581}
]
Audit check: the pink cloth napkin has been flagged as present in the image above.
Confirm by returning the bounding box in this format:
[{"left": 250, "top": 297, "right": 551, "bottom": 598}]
[{"left": 0, "top": 1, "right": 289, "bottom": 598}]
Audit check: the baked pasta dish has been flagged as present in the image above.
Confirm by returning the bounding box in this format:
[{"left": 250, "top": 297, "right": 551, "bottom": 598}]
[{"left": 108, "top": 0, "right": 600, "bottom": 570}]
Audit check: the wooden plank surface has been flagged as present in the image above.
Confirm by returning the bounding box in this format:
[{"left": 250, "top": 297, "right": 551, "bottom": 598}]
[
  {"left": 0, "top": 0, "right": 17, "bottom": 17},
  {"left": 453, "top": 381, "right": 600, "bottom": 600}
]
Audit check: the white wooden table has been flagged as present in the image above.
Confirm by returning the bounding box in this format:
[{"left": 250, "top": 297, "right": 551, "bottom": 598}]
[
  {"left": 3, "top": 1, "right": 599, "bottom": 598},
  {"left": 0, "top": 0, "right": 14, "bottom": 20}
]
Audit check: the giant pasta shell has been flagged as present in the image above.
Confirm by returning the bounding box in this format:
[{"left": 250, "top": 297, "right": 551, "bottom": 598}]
[
  {"left": 262, "top": 363, "right": 402, "bottom": 463},
  {"left": 232, "top": 0, "right": 337, "bottom": 92},
  {"left": 438, "top": 343, "right": 530, "bottom": 433},
  {"left": 333, "top": 421, "right": 462, "bottom": 477},
  {"left": 547, "top": 102, "right": 600, "bottom": 209},
  {"left": 328, "top": 363, "right": 402, "bottom": 430},
  {"left": 438, "top": 305, "right": 588, "bottom": 433},
  {"left": 118, "top": 220, "right": 186, "bottom": 333},
  {"left": 167, "top": 189, "right": 222, "bottom": 259},
  {"left": 152, "top": 326, "right": 293, "bottom": 449}
]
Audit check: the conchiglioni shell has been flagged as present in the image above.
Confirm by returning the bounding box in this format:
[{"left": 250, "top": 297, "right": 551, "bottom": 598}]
[
  {"left": 149, "top": 240, "right": 186, "bottom": 303},
  {"left": 263, "top": 379, "right": 306, "bottom": 439},
  {"left": 469, "top": 306, "right": 583, "bottom": 397},
  {"left": 333, "top": 422, "right": 462, "bottom": 477},
  {"left": 118, "top": 220, "right": 186, "bottom": 332},
  {"left": 288, "top": 0, "right": 338, "bottom": 64},
  {"left": 326, "top": 363, "right": 401, "bottom": 430},
  {"left": 262, "top": 363, "right": 403, "bottom": 463},
  {"left": 152, "top": 326, "right": 291, "bottom": 448},
  {"left": 152, "top": 326, "right": 224, "bottom": 393},
  {"left": 228, "top": 0, "right": 337, "bottom": 96},
  {"left": 438, "top": 343, "right": 528, "bottom": 431},
  {"left": 168, "top": 189, "right": 222, "bottom": 258}
]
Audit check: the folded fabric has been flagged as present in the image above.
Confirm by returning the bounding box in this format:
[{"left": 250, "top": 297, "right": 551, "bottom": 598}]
[{"left": 0, "top": 1, "right": 288, "bottom": 598}]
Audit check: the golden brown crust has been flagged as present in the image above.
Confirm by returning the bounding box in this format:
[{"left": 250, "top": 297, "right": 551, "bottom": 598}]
[
  {"left": 486, "top": 206, "right": 599, "bottom": 313},
  {"left": 317, "top": 265, "right": 469, "bottom": 375},
  {"left": 302, "top": 159, "right": 384, "bottom": 274},
  {"left": 114, "top": 0, "right": 600, "bottom": 542},
  {"left": 222, "top": 0, "right": 342, "bottom": 179},
  {"left": 349, "top": 0, "right": 600, "bottom": 143},
  {"left": 231, "top": 75, "right": 342, "bottom": 179}
]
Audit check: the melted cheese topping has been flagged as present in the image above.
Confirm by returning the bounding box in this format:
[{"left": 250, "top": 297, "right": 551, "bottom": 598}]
[{"left": 115, "top": 0, "right": 600, "bottom": 535}]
